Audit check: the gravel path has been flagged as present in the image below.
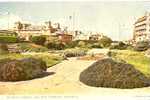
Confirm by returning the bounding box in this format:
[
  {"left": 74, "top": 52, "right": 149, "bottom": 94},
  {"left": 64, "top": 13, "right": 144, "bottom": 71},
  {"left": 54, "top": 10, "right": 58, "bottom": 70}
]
[{"left": 0, "top": 51, "right": 150, "bottom": 96}]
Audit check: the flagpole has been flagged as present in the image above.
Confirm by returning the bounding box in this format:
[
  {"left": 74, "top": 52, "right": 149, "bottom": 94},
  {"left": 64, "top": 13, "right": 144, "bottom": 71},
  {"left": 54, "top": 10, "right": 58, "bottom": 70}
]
[{"left": 73, "top": 12, "right": 75, "bottom": 32}]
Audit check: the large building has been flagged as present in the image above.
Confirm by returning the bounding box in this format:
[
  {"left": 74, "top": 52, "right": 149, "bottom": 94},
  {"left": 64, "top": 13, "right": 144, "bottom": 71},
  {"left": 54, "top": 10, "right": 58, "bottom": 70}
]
[
  {"left": 73, "top": 31, "right": 104, "bottom": 41},
  {"left": 13, "top": 21, "right": 73, "bottom": 43},
  {"left": 133, "top": 12, "right": 150, "bottom": 42}
]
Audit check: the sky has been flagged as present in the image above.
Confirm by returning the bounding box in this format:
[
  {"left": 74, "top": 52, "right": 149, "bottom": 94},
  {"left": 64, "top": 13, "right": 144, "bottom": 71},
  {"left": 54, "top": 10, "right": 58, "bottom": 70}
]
[{"left": 0, "top": 1, "right": 150, "bottom": 40}]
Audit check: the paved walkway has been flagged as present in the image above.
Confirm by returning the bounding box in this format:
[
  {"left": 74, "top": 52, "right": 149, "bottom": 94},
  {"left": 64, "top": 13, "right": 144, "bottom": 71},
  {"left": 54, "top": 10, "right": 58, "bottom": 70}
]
[{"left": 0, "top": 57, "right": 150, "bottom": 96}]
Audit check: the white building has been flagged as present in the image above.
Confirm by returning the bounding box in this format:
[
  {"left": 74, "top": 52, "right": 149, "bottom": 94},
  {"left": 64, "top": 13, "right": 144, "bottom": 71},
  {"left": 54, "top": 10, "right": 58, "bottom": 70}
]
[
  {"left": 133, "top": 12, "right": 150, "bottom": 42},
  {"left": 73, "top": 31, "right": 104, "bottom": 41},
  {"left": 13, "top": 21, "right": 62, "bottom": 41}
]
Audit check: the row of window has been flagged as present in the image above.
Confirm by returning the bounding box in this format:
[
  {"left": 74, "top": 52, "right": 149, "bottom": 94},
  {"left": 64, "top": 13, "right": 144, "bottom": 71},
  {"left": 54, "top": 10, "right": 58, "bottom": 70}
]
[
  {"left": 135, "top": 23, "right": 146, "bottom": 28},
  {"left": 135, "top": 29, "right": 146, "bottom": 32}
]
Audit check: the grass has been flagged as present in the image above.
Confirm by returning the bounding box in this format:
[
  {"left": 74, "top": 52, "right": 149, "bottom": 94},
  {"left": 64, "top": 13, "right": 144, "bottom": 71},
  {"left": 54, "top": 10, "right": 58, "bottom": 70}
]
[
  {"left": 111, "top": 50, "right": 150, "bottom": 76},
  {"left": 0, "top": 53, "right": 63, "bottom": 68},
  {"left": 18, "top": 43, "right": 48, "bottom": 52}
]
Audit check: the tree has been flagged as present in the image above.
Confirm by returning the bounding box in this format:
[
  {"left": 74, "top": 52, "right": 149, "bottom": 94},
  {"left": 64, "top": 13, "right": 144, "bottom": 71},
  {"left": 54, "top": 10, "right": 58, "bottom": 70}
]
[
  {"left": 99, "top": 36, "right": 112, "bottom": 48},
  {"left": 16, "top": 21, "right": 23, "bottom": 31}
]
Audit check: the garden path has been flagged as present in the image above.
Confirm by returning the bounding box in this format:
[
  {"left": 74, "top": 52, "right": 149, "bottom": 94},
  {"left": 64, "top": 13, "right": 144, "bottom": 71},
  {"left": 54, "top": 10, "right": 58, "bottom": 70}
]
[{"left": 0, "top": 49, "right": 150, "bottom": 96}]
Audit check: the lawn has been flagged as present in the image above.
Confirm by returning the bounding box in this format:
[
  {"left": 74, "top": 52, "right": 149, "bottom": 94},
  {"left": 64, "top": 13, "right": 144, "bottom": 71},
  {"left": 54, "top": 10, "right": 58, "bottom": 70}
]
[
  {"left": 111, "top": 50, "right": 150, "bottom": 76},
  {"left": 0, "top": 53, "right": 63, "bottom": 67},
  {"left": 18, "top": 43, "right": 48, "bottom": 52}
]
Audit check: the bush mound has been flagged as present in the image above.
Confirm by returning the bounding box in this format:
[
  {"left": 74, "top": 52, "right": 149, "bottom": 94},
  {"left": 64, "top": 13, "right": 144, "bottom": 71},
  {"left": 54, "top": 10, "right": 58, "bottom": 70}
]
[
  {"left": 79, "top": 58, "right": 150, "bottom": 89},
  {"left": 63, "top": 49, "right": 86, "bottom": 57},
  {"left": 0, "top": 57, "right": 47, "bottom": 81}
]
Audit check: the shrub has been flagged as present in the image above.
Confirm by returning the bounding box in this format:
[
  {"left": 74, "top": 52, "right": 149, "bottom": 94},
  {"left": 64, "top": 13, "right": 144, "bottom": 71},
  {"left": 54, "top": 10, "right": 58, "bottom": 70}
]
[
  {"left": 65, "top": 41, "right": 78, "bottom": 48},
  {"left": 80, "top": 58, "right": 150, "bottom": 89},
  {"left": 0, "top": 57, "right": 47, "bottom": 81},
  {"left": 45, "top": 42, "right": 65, "bottom": 50},
  {"left": 63, "top": 49, "right": 86, "bottom": 57},
  {"left": 99, "top": 36, "right": 112, "bottom": 48},
  {"left": 110, "top": 42, "right": 127, "bottom": 50},
  {"left": 0, "top": 44, "right": 9, "bottom": 54},
  {"left": 134, "top": 41, "right": 149, "bottom": 51},
  {"left": 107, "top": 51, "right": 117, "bottom": 57},
  {"left": 126, "top": 45, "right": 134, "bottom": 50},
  {"left": 0, "top": 36, "right": 18, "bottom": 43},
  {"left": 77, "top": 41, "right": 86, "bottom": 48},
  {"left": 30, "top": 36, "right": 46, "bottom": 45},
  {"left": 91, "top": 43, "right": 102, "bottom": 48}
]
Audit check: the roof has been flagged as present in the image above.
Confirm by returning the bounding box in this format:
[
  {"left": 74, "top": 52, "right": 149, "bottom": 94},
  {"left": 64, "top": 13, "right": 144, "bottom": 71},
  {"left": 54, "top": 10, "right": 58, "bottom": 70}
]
[{"left": 25, "top": 25, "right": 45, "bottom": 30}]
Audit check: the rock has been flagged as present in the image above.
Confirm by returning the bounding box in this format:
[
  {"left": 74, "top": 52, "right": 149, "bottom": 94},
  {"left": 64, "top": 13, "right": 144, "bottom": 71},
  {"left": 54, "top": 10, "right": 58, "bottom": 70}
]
[
  {"left": 0, "top": 58, "right": 47, "bottom": 81},
  {"left": 80, "top": 58, "right": 150, "bottom": 89}
]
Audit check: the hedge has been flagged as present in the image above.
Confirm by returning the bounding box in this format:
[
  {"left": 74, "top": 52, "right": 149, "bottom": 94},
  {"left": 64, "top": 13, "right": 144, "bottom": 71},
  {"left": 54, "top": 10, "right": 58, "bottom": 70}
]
[
  {"left": 45, "top": 42, "right": 65, "bottom": 50},
  {"left": 0, "top": 36, "right": 18, "bottom": 43},
  {"left": 134, "top": 41, "right": 149, "bottom": 51},
  {"left": 30, "top": 36, "right": 46, "bottom": 45}
]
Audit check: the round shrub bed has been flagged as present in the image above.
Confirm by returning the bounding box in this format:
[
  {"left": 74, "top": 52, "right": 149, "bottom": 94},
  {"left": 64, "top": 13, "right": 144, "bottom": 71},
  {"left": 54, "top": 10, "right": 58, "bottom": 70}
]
[
  {"left": 79, "top": 58, "right": 150, "bottom": 89},
  {"left": 0, "top": 57, "right": 47, "bottom": 81},
  {"left": 63, "top": 49, "right": 86, "bottom": 57}
]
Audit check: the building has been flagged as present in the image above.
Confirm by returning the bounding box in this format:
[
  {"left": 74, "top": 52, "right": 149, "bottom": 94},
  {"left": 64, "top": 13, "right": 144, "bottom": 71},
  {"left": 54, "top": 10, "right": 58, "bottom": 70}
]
[
  {"left": 14, "top": 22, "right": 45, "bottom": 41},
  {"left": 89, "top": 33, "right": 104, "bottom": 41},
  {"left": 73, "top": 31, "right": 91, "bottom": 40},
  {"left": 133, "top": 12, "right": 150, "bottom": 42},
  {"left": 46, "top": 32, "right": 73, "bottom": 43},
  {"left": 74, "top": 31, "right": 104, "bottom": 41},
  {"left": 13, "top": 21, "right": 73, "bottom": 42},
  {"left": 74, "top": 34, "right": 90, "bottom": 40},
  {"left": 13, "top": 21, "right": 59, "bottom": 41},
  {"left": 57, "top": 34, "right": 73, "bottom": 43}
]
